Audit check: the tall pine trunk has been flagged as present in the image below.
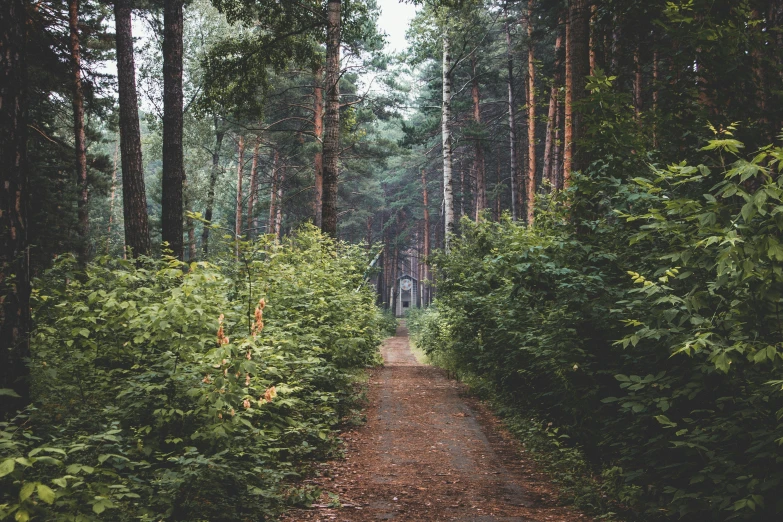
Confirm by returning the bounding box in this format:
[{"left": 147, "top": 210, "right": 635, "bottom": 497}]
[
  {"left": 471, "top": 57, "right": 486, "bottom": 220},
  {"left": 247, "top": 137, "right": 260, "bottom": 239},
  {"left": 274, "top": 165, "right": 284, "bottom": 239},
  {"left": 634, "top": 43, "right": 642, "bottom": 121},
  {"left": 313, "top": 67, "right": 324, "bottom": 228},
  {"left": 107, "top": 141, "right": 119, "bottom": 251},
  {"left": 442, "top": 35, "right": 455, "bottom": 248},
  {"left": 69, "top": 0, "right": 89, "bottom": 262},
  {"left": 505, "top": 18, "right": 519, "bottom": 220},
  {"left": 421, "top": 169, "right": 430, "bottom": 306},
  {"left": 321, "top": 0, "right": 341, "bottom": 237},
  {"left": 201, "top": 120, "right": 223, "bottom": 257},
  {"left": 0, "top": 0, "right": 31, "bottom": 418},
  {"left": 269, "top": 149, "right": 279, "bottom": 235},
  {"left": 162, "top": 0, "right": 184, "bottom": 259},
  {"left": 543, "top": 28, "right": 563, "bottom": 189},
  {"left": 234, "top": 136, "right": 244, "bottom": 255},
  {"left": 115, "top": 0, "right": 150, "bottom": 257},
  {"left": 526, "top": 0, "right": 536, "bottom": 225},
  {"left": 564, "top": 0, "right": 590, "bottom": 187}
]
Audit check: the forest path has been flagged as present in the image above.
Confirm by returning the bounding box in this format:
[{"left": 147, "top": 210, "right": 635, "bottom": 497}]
[{"left": 282, "top": 323, "right": 591, "bottom": 522}]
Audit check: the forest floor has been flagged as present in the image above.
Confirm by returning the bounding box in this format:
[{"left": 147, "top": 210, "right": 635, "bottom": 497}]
[{"left": 282, "top": 323, "right": 593, "bottom": 522}]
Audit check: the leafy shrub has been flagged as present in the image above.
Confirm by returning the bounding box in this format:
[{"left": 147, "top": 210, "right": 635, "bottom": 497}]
[
  {"left": 414, "top": 133, "right": 783, "bottom": 521},
  {"left": 0, "top": 226, "right": 383, "bottom": 521}
]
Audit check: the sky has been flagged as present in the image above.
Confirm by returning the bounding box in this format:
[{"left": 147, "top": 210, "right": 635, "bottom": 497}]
[{"left": 376, "top": 0, "right": 419, "bottom": 53}]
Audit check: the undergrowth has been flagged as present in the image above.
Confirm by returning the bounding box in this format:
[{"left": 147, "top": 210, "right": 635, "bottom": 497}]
[{"left": 0, "top": 226, "right": 386, "bottom": 521}]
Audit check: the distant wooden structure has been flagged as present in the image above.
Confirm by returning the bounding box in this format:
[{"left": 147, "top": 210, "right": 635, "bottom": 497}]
[{"left": 372, "top": 245, "right": 431, "bottom": 316}]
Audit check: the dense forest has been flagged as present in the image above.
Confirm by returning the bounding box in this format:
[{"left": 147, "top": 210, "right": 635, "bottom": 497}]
[{"left": 1, "top": 0, "right": 782, "bottom": 520}]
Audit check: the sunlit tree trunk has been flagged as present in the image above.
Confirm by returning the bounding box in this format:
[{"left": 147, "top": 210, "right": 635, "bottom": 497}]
[
  {"left": 69, "top": 0, "right": 89, "bottom": 262},
  {"left": 321, "top": 0, "right": 341, "bottom": 237},
  {"left": 201, "top": 119, "right": 223, "bottom": 257},
  {"left": 162, "top": 0, "right": 185, "bottom": 259},
  {"left": 442, "top": 35, "right": 455, "bottom": 248},
  {"left": 115, "top": 0, "right": 150, "bottom": 257},
  {"left": 504, "top": 18, "right": 519, "bottom": 220},
  {"left": 0, "top": 0, "right": 31, "bottom": 418}
]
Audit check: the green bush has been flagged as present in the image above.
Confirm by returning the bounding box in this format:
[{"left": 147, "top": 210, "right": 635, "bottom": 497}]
[
  {"left": 414, "top": 132, "right": 783, "bottom": 521},
  {"left": 0, "top": 226, "right": 384, "bottom": 521}
]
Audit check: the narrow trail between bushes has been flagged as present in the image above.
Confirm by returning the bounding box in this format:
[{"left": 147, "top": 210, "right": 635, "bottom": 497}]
[{"left": 282, "top": 323, "right": 592, "bottom": 522}]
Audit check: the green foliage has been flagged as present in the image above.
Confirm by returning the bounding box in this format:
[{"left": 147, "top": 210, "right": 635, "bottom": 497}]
[
  {"left": 0, "top": 226, "right": 384, "bottom": 521},
  {"left": 411, "top": 133, "right": 783, "bottom": 521}
]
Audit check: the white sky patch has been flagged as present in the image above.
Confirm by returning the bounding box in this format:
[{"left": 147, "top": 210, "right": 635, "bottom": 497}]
[{"left": 376, "top": 0, "right": 418, "bottom": 53}]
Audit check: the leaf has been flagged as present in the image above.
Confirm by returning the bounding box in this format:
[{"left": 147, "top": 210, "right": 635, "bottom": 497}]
[
  {"left": 0, "top": 459, "right": 15, "bottom": 478},
  {"left": 20, "top": 482, "right": 35, "bottom": 502},
  {"left": 0, "top": 388, "right": 21, "bottom": 398},
  {"left": 15, "top": 511, "right": 30, "bottom": 522},
  {"left": 37, "top": 484, "right": 56, "bottom": 504},
  {"left": 654, "top": 415, "right": 677, "bottom": 428}
]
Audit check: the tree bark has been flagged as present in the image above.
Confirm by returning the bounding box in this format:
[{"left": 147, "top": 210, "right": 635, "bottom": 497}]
[
  {"left": 543, "top": 27, "right": 563, "bottom": 190},
  {"left": 442, "top": 35, "right": 455, "bottom": 248},
  {"left": 235, "top": 135, "right": 244, "bottom": 255},
  {"left": 247, "top": 137, "right": 260, "bottom": 239},
  {"left": 274, "top": 165, "right": 284, "bottom": 240},
  {"left": 471, "top": 57, "right": 486, "bottom": 220},
  {"left": 115, "top": 0, "right": 150, "bottom": 257},
  {"left": 108, "top": 141, "right": 119, "bottom": 252},
  {"left": 268, "top": 149, "right": 279, "bottom": 234},
  {"left": 504, "top": 18, "right": 519, "bottom": 220},
  {"left": 162, "top": 0, "right": 185, "bottom": 259},
  {"left": 421, "top": 169, "right": 430, "bottom": 306},
  {"left": 321, "top": 0, "right": 341, "bottom": 238},
  {"left": 313, "top": 66, "right": 324, "bottom": 228},
  {"left": 564, "top": 0, "right": 590, "bottom": 187},
  {"left": 526, "top": 0, "right": 536, "bottom": 226},
  {"left": 201, "top": 120, "right": 223, "bottom": 257},
  {"left": 634, "top": 43, "right": 642, "bottom": 121},
  {"left": 69, "top": 0, "right": 89, "bottom": 263},
  {"left": 0, "top": 0, "right": 31, "bottom": 418}
]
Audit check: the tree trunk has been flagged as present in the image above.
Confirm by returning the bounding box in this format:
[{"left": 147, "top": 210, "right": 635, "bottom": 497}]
[
  {"left": 553, "top": 89, "right": 563, "bottom": 190},
  {"left": 543, "top": 28, "right": 563, "bottom": 190},
  {"left": 421, "top": 169, "right": 430, "bottom": 306},
  {"left": 504, "top": 18, "right": 519, "bottom": 220},
  {"left": 564, "top": 0, "right": 590, "bottom": 187},
  {"left": 69, "top": 0, "right": 89, "bottom": 263},
  {"left": 247, "top": 137, "right": 260, "bottom": 239},
  {"left": 274, "top": 165, "right": 284, "bottom": 240},
  {"left": 201, "top": 120, "right": 223, "bottom": 257},
  {"left": 115, "top": 0, "right": 150, "bottom": 257},
  {"left": 471, "top": 57, "right": 486, "bottom": 220},
  {"left": 162, "top": 0, "right": 185, "bottom": 259},
  {"left": 107, "top": 140, "right": 119, "bottom": 252},
  {"left": 321, "top": 0, "right": 341, "bottom": 238},
  {"left": 634, "top": 43, "right": 642, "bottom": 121},
  {"left": 0, "top": 0, "right": 31, "bottom": 418},
  {"left": 652, "top": 48, "right": 659, "bottom": 147},
  {"left": 442, "top": 35, "right": 455, "bottom": 248},
  {"left": 313, "top": 66, "right": 324, "bottom": 228},
  {"left": 526, "top": 0, "right": 536, "bottom": 226},
  {"left": 268, "top": 149, "right": 279, "bottom": 234},
  {"left": 589, "top": 3, "right": 597, "bottom": 75},
  {"left": 235, "top": 135, "right": 244, "bottom": 255}
]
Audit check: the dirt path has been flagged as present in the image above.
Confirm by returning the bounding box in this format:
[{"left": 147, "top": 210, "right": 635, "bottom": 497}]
[{"left": 283, "top": 324, "right": 592, "bottom": 522}]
